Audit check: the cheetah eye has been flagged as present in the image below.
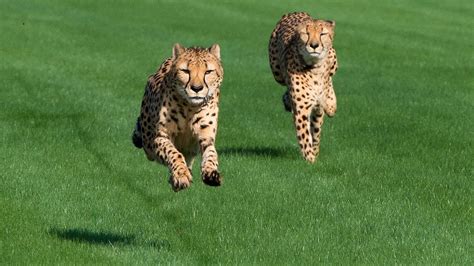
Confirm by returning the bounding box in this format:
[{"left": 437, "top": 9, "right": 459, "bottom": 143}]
[
  {"left": 205, "top": 70, "right": 214, "bottom": 75},
  {"left": 320, "top": 32, "right": 328, "bottom": 36},
  {"left": 180, "top": 68, "right": 190, "bottom": 74}
]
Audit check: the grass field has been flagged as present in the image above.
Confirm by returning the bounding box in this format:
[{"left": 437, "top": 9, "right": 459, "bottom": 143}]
[{"left": 1, "top": 0, "right": 473, "bottom": 264}]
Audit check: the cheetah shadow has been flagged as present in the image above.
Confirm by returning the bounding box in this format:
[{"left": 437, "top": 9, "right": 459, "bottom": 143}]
[
  {"left": 48, "top": 227, "right": 170, "bottom": 250},
  {"left": 219, "top": 146, "right": 294, "bottom": 158}
]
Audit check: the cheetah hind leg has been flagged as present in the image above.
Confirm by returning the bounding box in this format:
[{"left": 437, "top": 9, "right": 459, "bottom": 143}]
[
  {"left": 282, "top": 90, "right": 292, "bottom": 112},
  {"left": 132, "top": 117, "right": 143, "bottom": 148}
]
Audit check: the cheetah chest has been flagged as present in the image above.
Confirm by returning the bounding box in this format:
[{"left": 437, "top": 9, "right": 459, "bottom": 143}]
[
  {"left": 291, "top": 72, "right": 326, "bottom": 104},
  {"left": 173, "top": 124, "right": 199, "bottom": 154}
]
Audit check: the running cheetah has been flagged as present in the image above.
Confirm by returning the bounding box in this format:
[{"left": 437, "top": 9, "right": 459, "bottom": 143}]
[
  {"left": 269, "top": 12, "right": 338, "bottom": 163},
  {"left": 132, "top": 43, "right": 223, "bottom": 191}
]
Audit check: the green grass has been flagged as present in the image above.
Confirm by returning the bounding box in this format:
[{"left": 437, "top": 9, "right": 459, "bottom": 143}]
[{"left": 1, "top": 0, "right": 473, "bottom": 264}]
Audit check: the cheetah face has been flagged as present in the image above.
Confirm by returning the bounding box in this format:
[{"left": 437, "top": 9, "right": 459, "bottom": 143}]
[
  {"left": 297, "top": 20, "right": 335, "bottom": 65},
  {"left": 172, "top": 44, "right": 223, "bottom": 106}
]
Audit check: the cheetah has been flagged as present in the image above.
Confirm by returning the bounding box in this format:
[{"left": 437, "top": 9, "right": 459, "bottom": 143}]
[
  {"left": 132, "top": 43, "right": 223, "bottom": 192},
  {"left": 269, "top": 12, "right": 338, "bottom": 163}
]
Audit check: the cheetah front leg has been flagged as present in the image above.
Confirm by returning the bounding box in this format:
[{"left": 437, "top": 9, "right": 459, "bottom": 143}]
[
  {"left": 324, "top": 53, "right": 338, "bottom": 117},
  {"left": 323, "top": 78, "right": 337, "bottom": 117},
  {"left": 310, "top": 107, "right": 325, "bottom": 161},
  {"left": 154, "top": 136, "right": 192, "bottom": 192},
  {"left": 194, "top": 113, "right": 221, "bottom": 186},
  {"left": 200, "top": 138, "right": 221, "bottom": 186},
  {"left": 290, "top": 88, "right": 316, "bottom": 163}
]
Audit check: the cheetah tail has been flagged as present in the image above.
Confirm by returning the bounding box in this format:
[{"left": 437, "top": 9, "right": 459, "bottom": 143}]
[{"left": 132, "top": 117, "right": 143, "bottom": 149}]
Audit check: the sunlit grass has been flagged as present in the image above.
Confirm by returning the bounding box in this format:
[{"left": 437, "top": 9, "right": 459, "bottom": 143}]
[{"left": 1, "top": 0, "right": 472, "bottom": 264}]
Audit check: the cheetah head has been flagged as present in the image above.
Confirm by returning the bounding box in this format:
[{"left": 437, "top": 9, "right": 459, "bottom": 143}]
[
  {"left": 297, "top": 19, "right": 335, "bottom": 65},
  {"left": 171, "top": 43, "right": 223, "bottom": 106}
]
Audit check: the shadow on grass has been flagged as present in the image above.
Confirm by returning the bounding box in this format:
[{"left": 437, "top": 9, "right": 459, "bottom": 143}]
[
  {"left": 219, "top": 146, "right": 294, "bottom": 158},
  {"left": 48, "top": 227, "right": 170, "bottom": 250}
]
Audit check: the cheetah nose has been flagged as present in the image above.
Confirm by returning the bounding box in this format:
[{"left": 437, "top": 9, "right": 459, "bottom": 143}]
[
  {"left": 191, "top": 85, "right": 204, "bottom": 93},
  {"left": 310, "top": 42, "right": 319, "bottom": 49}
]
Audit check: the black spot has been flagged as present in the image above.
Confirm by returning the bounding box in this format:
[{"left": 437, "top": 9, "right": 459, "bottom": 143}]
[
  {"left": 193, "top": 116, "right": 202, "bottom": 125},
  {"left": 200, "top": 124, "right": 209, "bottom": 129}
]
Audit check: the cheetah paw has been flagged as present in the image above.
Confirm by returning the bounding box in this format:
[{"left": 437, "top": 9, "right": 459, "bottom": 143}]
[
  {"left": 170, "top": 169, "right": 193, "bottom": 192},
  {"left": 303, "top": 153, "right": 316, "bottom": 163},
  {"left": 202, "top": 170, "right": 222, "bottom": 187},
  {"left": 325, "top": 109, "right": 336, "bottom": 118}
]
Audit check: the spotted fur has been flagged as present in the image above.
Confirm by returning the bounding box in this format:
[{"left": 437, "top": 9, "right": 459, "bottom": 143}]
[
  {"left": 132, "top": 43, "right": 223, "bottom": 191},
  {"left": 269, "top": 12, "right": 338, "bottom": 163}
]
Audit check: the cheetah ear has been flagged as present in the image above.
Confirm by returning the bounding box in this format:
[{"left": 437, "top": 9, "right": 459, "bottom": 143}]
[
  {"left": 209, "top": 44, "right": 221, "bottom": 60},
  {"left": 325, "top": 20, "right": 336, "bottom": 28},
  {"left": 172, "top": 43, "right": 185, "bottom": 60}
]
